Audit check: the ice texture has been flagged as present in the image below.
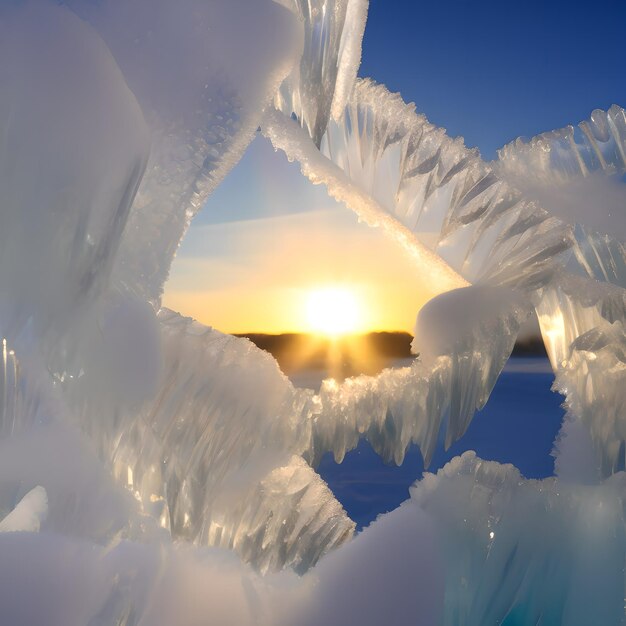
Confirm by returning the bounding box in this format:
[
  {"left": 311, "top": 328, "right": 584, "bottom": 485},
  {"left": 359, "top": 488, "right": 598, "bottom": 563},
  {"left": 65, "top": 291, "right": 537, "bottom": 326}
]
[
  {"left": 205, "top": 455, "right": 355, "bottom": 575},
  {"left": 555, "top": 319, "right": 626, "bottom": 475},
  {"left": 274, "top": 0, "right": 369, "bottom": 146},
  {"left": 0, "top": 0, "right": 625, "bottom": 623},
  {"left": 0, "top": 499, "right": 443, "bottom": 626},
  {"left": 0, "top": 4, "right": 149, "bottom": 344},
  {"left": 269, "top": 78, "right": 574, "bottom": 291},
  {"left": 496, "top": 106, "right": 626, "bottom": 288},
  {"left": 494, "top": 107, "right": 626, "bottom": 477},
  {"left": 67, "top": 0, "right": 302, "bottom": 304},
  {"left": 534, "top": 272, "right": 626, "bottom": 475},
  {"left": 0, "top": 487, "right": 47, "bottom": 533},
  {"left": 75, "top": 308, "right": 354, "bottom": 572},
  {"left": 262, "top": 106, "right": 471, "bottom": 296},
  {"left": 497, "top": 106, "right": 626, "bottom": 187},
  {"left": 411, "top": 451, "right": 626, "bottom": 626}
]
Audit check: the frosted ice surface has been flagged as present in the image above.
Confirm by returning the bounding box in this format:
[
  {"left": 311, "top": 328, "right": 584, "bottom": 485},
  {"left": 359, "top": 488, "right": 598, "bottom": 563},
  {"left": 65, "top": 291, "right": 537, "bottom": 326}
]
[
  {"left": 411, "top": 451, "right": 626, "bottom": 626},
  {"left": 0, "top": 487, "right": 47, "bottom": 533},
  {"left": 274, "top": 0, "right": 369, "bottom": 146},
  {"left": 496, "top": 106, "right": 626, "bottom": 288},
  {"left": 64, "top": 0, "right": 302, "bottom": 304},
  {"left": 80, "top": 309, "right": 355, "bottom": 571},
  {"left": 312, "top": 79, "right": 574, "bottom": 290},
  {"left": 0, "top": 4, "right": 148, "bottom": 345},
  {"left": 497, "top": 106, "right": 626, "bottom": 186},
  {"left": 535, "top": 273, "right": 626, "bottom": 474}
]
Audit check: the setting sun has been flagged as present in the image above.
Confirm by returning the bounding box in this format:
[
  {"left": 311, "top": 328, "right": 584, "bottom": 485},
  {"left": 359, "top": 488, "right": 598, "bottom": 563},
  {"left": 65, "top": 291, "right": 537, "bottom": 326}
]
[{"left": 305, "top": 287, "right": 362, "bottom": 337}]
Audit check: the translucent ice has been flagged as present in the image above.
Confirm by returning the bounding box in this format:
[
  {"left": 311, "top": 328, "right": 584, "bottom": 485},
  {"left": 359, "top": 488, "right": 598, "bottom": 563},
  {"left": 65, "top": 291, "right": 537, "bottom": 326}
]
[
  {"left": 555, "top": 320, "right": 626, "bottom": 475},
  {"left": 497, "top": 106, "right": 626, "bottom": 188},
  {"left": 0, "top": 4, "right": 148, "bottom": 345},
  {"left": 534, "top": 271, "right": 625, "bottom": 475},
  {"left": 0, "top": 487, "right": 47, "bottom": 533},
  {"left": 493, "top": 107, "right": 626, "bottom": 477},
  {"left": 0, "top": 0, "right": 625, "bottom": 623},
  {"left": 411, "top": 451, "right": 626, "bottom": 626},
  {"left": 67, "top": 0, "right": 302, "bottom": 303},
  {"left": 496, "top": 106, "right": 626, "bottom": 288},
  {"left": 266, "top": 79, "right": 574, "bottom": 291},
  {"left": 274, "top": 0, "right": 369, "bottom": 146}
]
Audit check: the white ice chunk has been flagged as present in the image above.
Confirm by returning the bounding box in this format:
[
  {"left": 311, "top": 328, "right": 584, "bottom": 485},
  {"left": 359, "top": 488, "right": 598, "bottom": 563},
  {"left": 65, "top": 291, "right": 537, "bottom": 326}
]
[
  {"left": 414, "top": 285, "right": 527, "bottom": 361},
  {"left": 552, "top": 414, "right": 601, "bottom": 485},
  {"left": 207, "top": 456, "right": 355, "bottom": 574},
  {"left": 0, "top": 506, "right": 439, "bottom": 626},
  {"left": 66, "top": 0, "right": 302, "bottom": 303},
  {"left": 0, "top": 487, "right": 47, "bottom": 533},
  {"left": 411, "top": 451, "right": 626, "bottom": 626},
  {"left": 297, "top": 500, "right": 444, "bottom": 626},
  {"left": 0, "top": 3, "right": 149, "bottom": 344}
]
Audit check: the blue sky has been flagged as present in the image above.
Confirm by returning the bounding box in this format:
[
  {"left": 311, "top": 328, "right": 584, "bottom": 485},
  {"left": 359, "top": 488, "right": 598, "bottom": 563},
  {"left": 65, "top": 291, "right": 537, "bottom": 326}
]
[
  {"left": 362, "top": 0, "right": 626, "bottom": 159},
  {"left": 163, "top": 0, "right": 626, "bottom": 333}
]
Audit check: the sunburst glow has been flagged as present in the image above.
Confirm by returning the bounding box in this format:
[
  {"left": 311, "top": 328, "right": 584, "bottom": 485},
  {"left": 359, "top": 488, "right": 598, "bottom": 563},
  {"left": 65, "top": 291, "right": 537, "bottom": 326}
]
[{"left": 305, "top": 287, "right": 362, "bottom": 337}]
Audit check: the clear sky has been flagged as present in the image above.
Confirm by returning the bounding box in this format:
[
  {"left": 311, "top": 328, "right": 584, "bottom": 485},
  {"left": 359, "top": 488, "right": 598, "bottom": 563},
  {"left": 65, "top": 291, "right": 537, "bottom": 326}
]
[{"left": 163, "top": 0, "right": 626, "bottom": 334}]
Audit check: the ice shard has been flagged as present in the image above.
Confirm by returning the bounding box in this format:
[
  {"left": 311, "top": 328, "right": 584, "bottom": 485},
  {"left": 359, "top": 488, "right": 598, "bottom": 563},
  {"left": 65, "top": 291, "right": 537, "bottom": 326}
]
[
  {"left": 0, "top": 487, "right": 47, "bottom": 533},
  {"left": 206, "top": 456, "right": 355, "bottom": 575},
  {"left": 274, "top": 0, "right": 369, "bottom": 146},
  {"left": 63, "top": 0, "right": 303, "bottom": 304},
  {"left": 265, "top": 79, "right": 574, "bottom": 292},
  {"left": 69, "top": 308, "right": 355, "bottom": 571},
  {"left": 497, "top": 108, "right": 626, "bottom": 475},
  {"left": 534, "top": 271, "right": 626, "bottom": 476},
  {"left": 496, "top": 106, "right": 626, "bottom": 288},
  {"left": 411, "top": 451, "right": 626, "bottom": 626},
  {"left": 310, "top": 286, "right": 529, "bottom": 466}
]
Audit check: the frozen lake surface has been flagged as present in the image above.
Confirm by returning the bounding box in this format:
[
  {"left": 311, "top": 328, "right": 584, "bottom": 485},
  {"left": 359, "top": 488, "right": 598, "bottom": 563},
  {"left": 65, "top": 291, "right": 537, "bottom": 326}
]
[{"left": 292, "top": 356, "right": 564, "bottom": 529}]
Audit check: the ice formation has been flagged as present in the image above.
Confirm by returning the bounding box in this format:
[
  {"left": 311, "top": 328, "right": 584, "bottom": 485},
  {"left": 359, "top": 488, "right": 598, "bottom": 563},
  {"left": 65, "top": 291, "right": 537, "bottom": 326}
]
[
  {"left": 0, "top": 0, "right": 624, "bottom": 624},
  {"left": 412, "top": 452, "right": 626, "bottom": 626},
  {"left": 0, "top": 486, "right": 48, "bottom": 533}
]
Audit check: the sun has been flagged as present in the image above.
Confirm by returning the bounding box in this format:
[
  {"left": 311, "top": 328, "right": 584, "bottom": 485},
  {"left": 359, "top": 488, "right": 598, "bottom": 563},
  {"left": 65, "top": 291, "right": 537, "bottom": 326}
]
[{"left": 305, "top": 287, "right": 362, "bottom": 337}]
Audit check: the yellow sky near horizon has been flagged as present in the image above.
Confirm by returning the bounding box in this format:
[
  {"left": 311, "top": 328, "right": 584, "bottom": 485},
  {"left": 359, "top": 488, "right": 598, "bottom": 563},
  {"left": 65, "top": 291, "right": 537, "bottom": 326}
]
[
  {"left": 163, "top": 208, "right": 437, "bottom": 335},
  {"left": 161, "top": 134, "right": 442, "bottom": 336}
]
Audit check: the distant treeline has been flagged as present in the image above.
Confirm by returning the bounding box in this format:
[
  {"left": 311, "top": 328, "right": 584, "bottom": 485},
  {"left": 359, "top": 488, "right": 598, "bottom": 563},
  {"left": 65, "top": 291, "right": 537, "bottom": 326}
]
[
  {"left": 235, "top": 331, "right": 414, "bottom": 375},
  {"left": 236, "top": 331, "right": 546, "bottom": 375}
]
